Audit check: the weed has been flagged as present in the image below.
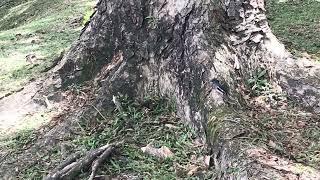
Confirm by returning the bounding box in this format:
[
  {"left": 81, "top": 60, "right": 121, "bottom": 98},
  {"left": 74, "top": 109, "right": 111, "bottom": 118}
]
[
  {"left": 145, "top": 16, "right": 158, "bottom": 29},
  {"left": 247, "top": 68, "right": 270, "bottom": 96},
  {"left": 19, "top": 165, "right": 44, "bottom": 180},
  {"left": 12, "top": 129, "right": 36, "bottom": 148}
]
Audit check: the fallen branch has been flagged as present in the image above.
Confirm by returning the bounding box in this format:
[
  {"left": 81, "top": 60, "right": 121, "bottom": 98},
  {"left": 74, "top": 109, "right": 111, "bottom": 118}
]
[
  {"left": 89, "top": 146, "right": 114, "bottom": 180},
  {"left": 46, "top": 151, "right": 82, "bottom": 179},
  {"left": 45, "top": 141, "right": 123, "bottom": 180}
]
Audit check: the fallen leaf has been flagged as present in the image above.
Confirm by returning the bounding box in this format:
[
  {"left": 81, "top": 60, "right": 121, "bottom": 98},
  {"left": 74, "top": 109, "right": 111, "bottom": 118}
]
[
  {"left": 204, "top": 156, "right": 211, "bottom": 168},
  {"left": 268, "top": 140, "right": 277, "bottom": 149},
  {"left": 141, "top": 144, "right": 174, "bottom": 159},
  {"left": 165, "top": 124, "right": 179, "bottom": 129},
  {"left": 187, "top": 165, "right": 200, "bottom": 176}
]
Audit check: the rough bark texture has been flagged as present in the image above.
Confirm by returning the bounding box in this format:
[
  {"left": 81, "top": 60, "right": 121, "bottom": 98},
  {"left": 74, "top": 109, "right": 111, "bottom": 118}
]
[
  {"left": 53, "top": 0, "right": 319, "bottom": 128},
  {"left": 37, "top": 0, "right": 320, "bottom": 178}
]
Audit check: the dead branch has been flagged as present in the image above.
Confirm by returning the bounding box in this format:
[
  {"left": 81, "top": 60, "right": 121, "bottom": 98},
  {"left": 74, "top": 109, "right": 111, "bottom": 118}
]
[
  {"left": 88, "top": 146, "right": 114, "bottom": 180},
  {"left": 45, "top": 141, "right": 123, "bottom": 180},
  {"left": 46, "top": 151, "right": 82, "bottom": 179}
]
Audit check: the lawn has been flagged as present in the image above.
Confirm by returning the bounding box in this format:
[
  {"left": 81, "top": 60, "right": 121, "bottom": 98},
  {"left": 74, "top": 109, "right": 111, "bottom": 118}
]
[
  {"left": 0, "top": 0, "right": 96, "bottom": 97},
  {"left": 267, "top": 0, "right": 320, "bottom": 59}
]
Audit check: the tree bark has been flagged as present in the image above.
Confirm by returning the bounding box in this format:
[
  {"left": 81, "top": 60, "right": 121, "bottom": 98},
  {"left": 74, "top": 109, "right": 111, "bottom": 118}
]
[
  {"left": 46, "top": 0, "right": 320, "bottom": 178},
  {"left": 54, "top": 0, "right": 319, "bottom": 127}
]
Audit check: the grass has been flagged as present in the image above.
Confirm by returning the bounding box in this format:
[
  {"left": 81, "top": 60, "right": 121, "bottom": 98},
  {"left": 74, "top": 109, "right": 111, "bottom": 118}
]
[
  {"left": 74, "top": 96, "right": 212, "bottom": 179},
  {"left": 0, "top": 129, "right": 37, "bottom": 152},
  {"left": 0, "top": 96, "right": 213, "bottom": 179},
  {"left": 206, "top": 104, "right": 320, "bottom": 170},
  {"left": 245, "top": 107, "right": 320, "bottom": 168},
  {"left": 0, "top": 0, "right": 96, "bottom": 97},
  {"left": 3, "top": 95, "right": 319, "bottom": 178},
  {"left": 267, "top": 0, "right": 320, "bottom": 59},
  {"left": 1, "top": 0, "right": 316, "bottom": 97}
]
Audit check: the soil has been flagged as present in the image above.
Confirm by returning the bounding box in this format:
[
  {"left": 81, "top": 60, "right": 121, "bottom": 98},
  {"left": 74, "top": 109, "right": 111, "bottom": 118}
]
[{"left": 0, "top": 80, "right": 46, "bottom": 136}]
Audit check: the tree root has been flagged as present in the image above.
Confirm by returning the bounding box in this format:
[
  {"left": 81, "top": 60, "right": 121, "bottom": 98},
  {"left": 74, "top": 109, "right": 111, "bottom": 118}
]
[
  {"left": 45, "top": 141, "right": 123, "bottom": 180},
  {"left": 88, "top": 146, "right": 114, "bottom": 180}
]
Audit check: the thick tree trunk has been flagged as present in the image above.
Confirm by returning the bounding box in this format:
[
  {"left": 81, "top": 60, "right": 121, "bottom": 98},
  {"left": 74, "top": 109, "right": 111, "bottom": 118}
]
[
  {"left": 45, "top": 0, "right": 320, "bottom": 178},
  {"left": 54, "top": 0, "right": 320, "bottom": 127}
]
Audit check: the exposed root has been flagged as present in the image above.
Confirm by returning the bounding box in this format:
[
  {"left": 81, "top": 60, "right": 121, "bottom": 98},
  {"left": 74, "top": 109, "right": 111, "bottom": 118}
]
[
  {"left": 88, "top": 146, "right": 114, "bottom": 180},
  {"left": 45, "top": 141, "right": 123, "bottom": 180}
]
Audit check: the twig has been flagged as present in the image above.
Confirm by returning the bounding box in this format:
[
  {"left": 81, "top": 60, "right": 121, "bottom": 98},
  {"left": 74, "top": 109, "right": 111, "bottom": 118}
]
[{"left": 91, "top": 104, "right": 109, "bottom": 122}]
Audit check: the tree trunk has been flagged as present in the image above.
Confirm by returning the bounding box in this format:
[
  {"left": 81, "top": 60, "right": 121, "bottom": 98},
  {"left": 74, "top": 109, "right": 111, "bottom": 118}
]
[
  {"left": 47, "top": 0, "right": 320, "bottom": 178},
  {"left": 54, "top": 0, "right": 319, "bottom": 126}
]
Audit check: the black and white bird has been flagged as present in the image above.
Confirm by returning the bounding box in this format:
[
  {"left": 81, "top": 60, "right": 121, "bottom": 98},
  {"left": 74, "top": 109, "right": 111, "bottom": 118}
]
[{"left": 210, "top": 79, "right": 227, "bottom": 95}]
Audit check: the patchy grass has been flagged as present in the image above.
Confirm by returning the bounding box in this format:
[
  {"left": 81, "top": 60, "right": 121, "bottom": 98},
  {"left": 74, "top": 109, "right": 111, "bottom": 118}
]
[
  {"left": 244, "top": 108, "right": 320, "bottom": 168},
  {"left": 74, "top": 96, "right": 212, "bottom": 179},
  {"left": 0, "top": 129, "right": 37, "bottom": 152},
  {"left": 1, "top": 96, "right": 213, "bottom": 179},
  {"left": 206, "top": 104, "right": 320, "bottom": 174},
  {"left": 267, "top": 0, "right": 320, "bottom": 59},
  {"left": 247, "top": 68, "right": 271, "bottom": 96},
  {"left": 0, "top": 0, "right": 96, "bottom": 97}
]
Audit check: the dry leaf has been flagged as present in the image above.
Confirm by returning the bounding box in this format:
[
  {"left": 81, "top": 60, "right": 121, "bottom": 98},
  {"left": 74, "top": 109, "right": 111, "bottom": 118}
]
[
  {"left": 187, "top": 165, "right": 200, "bottom": 176},
  {"left": 204, "top": 156, "right": 211, "bottom": 168},
  {"left": 165, "top": 124, "right": 179, "bottom": 129},
  {"left": 268, "top": 140, "right": 277, "bottom": 149},
  {"left": 141, "top": 144, "right": 174, "bottom": 159}
]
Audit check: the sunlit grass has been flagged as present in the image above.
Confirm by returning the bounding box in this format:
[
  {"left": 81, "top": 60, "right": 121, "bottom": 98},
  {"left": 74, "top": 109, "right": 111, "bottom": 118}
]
[
  {"left": 0, "top": 0, "right": 96, "bottom": 97},
  {"left": 267, "top": 0, "right": 320, "bottom": 59}
]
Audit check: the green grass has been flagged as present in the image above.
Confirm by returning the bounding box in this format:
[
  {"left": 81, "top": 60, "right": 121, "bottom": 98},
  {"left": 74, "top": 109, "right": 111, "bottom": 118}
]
[
  {"left": 246, "top": 109, "right": 320, "bottom": 168},
  {"left": 4, "top": 96, "right": 318, "bottom": 179},
  {"left": 267, "top": 0, "right": 320, "bottom": 58},
  {"left": 0, "top": 96, "right": 213, "bottom": 179},
  {"left": 0, "top": 0, "right": 96, "bottom": 97},
  {"left": 73, "top": 96, "right": 212, "bottom": 179},
  {"left": 0, "top": 129, "right": 37, "bottom": 152}
]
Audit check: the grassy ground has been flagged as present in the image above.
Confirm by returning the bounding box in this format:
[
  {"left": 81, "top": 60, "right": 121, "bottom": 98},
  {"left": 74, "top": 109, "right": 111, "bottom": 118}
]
[
  {"left": 2, "top": 94, "right": 319, "bottom": 178},
  {"left": 0, "top": 96, "right": 212, "bottom": 179},
  {"left": 267, "top": 0, "right": 320, "bottom": 59},
  {"left": 250, "top": 109, "right": 320, "bottom": 168},
  {"left": 0, "top": 0, "right": 319, "bottom": 97},
  {"left": 0, "top": 0, "right": 96, "bottom": 97},
  {"left": 76, "top": 96, "right": 211, "bottom": 179}
]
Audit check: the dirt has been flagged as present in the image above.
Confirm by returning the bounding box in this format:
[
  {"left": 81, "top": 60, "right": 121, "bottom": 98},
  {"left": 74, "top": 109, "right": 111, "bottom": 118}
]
[{"left": 0, "top": 80, "right": 46, "bottom": 136}]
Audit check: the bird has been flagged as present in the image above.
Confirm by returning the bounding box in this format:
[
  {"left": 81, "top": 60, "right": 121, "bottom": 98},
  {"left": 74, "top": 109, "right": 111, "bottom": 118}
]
[{"left": 210, "top": 79, "right": 227, "bottom": 95}]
